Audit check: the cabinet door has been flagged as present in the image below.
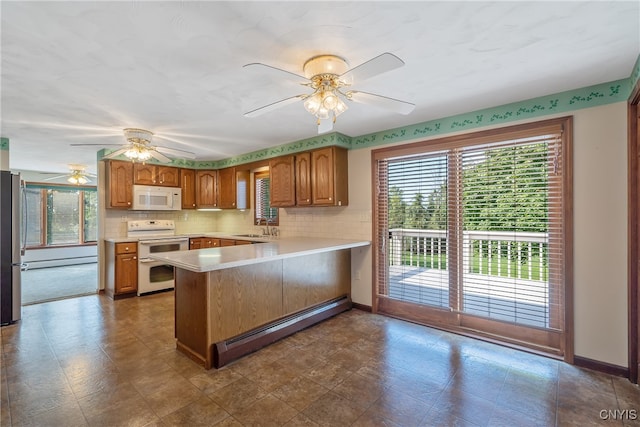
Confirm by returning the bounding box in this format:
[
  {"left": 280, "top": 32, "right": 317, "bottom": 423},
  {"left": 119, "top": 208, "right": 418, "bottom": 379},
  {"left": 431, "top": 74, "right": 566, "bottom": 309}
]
[
  {"left": 115, "top": 253, "right": 137, "bottom": 294},
  {"left": 218, "top": 167, "right": 237, "bottom": 209},
  {"left": 189, "top": 238, "right": 203, "bottom": 250},
  {"left": 180, "top": 169, "right": 196, "bottom": 209},
  {"left": 269, "top": 156, "right": 295, "bottom": 207},
  {"left": 311, "top": 147, "right": 334, "bottom": 205},
  {"left": 157, "top": 166, "right": 180, "bottom": 187},
  {"left": 196, "top": 170, "right": 218, "bottom": 208},
  {"left": 295, "top": 152, "right": 312, "bottom": 206},
  {"left": 220, "top": 239, "right": 236, "bottom": 247},
  {"left": 203, "top": 238, "right": 219, "bottom": 248},
  {"left": 133, "top": 163, "right": 156, "bottom": 185},
  {"left": 108, "top": 160, "right": 133, "bottom": 208}
]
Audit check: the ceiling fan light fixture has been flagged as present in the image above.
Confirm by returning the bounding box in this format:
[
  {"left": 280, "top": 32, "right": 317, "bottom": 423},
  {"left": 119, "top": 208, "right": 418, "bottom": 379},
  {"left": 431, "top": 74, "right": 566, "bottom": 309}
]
[
  {"left": 334, "top": 97, "right": 348, "bottom": 116},
  {"left": 322, "top": 91, "right": 339, "bottom": 110},
  {"left": 303, "top": 55, "right": 349, "bottom": 79},
  {"left": 67, "top": 174, "right": 89, "bottom": 185},
  {"left": 303, "top": 93, "right": 322, "bottom": 115}
]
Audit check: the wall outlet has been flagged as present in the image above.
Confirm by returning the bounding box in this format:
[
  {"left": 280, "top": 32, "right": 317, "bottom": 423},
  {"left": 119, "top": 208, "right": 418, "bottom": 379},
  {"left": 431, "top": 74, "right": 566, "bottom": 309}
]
[{"left": 355, "top": 271, "right": 361, "bottom": 280}]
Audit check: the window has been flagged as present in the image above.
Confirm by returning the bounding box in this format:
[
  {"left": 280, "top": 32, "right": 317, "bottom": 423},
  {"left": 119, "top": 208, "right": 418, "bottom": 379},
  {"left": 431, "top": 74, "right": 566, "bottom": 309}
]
[
  {"left": 372, "top": 117, "right": 573, "bottom": 359},
  {"left": 254, "top": 171, "right": 278, "bottom": 225},
  {"left": 25, "top": 184, "right": 98, "bottom": 247}
]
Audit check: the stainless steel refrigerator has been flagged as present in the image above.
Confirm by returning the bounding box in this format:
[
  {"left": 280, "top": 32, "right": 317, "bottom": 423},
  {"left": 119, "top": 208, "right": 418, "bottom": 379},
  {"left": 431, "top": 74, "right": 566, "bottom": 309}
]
[{"left": 1, "top": 170, "right": 23, "bottom": 325}]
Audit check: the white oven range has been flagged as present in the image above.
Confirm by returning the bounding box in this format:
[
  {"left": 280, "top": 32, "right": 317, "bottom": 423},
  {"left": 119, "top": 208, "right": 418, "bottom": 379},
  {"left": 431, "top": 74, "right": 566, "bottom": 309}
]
[{"left": 127, "top": 220, "right": 188, "bottom": 296}]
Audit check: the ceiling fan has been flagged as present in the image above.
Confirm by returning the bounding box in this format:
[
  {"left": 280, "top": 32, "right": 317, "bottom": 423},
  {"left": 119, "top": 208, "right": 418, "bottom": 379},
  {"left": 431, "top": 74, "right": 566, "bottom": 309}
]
[
  {"left": 243, "top": 52, "right": 415, "bottom": 134},
  {"left": 43, "top": 164, "right": 96, "bottom": 185},
  {"left": 71, "top": 128, "right": 197, "bottom": 163}
]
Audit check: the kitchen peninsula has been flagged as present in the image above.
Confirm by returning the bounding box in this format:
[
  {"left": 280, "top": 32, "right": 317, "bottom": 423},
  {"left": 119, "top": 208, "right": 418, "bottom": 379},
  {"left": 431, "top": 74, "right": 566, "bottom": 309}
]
[{"left": 149, "top": 237, "right": 370, "bottom": 369}]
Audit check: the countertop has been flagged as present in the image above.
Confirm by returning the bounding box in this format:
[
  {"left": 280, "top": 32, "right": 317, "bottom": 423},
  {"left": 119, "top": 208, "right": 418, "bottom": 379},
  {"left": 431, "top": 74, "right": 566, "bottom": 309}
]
[
  {"left": 104, "top": 232, "right": 274, "bottom": 243},
  {"left": 146, "top": 237, "right": 370, "bottom": 272}
]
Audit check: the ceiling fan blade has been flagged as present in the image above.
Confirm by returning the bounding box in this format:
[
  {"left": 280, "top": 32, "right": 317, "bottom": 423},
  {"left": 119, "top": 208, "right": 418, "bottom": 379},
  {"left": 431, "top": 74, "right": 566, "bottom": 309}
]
[
  {"left": 349, "top": 91, "right": 415, "bottom": 115},
  {"left": 156, "top": 146, "right": 197, "bottom": 159},
  {"left": 317, "top": 119, "right": 334, "bottom": 134},
  {"left": 70, "top": 143, "right": 123, "bottom": 147},
  {"left": 244, "top": 95, "right": 304, "bottom": 118},
  {"left": 149, "top": 150, "right": 172, "bottom": 163},
  {"left": 43, "top": 175, "right": 67, "bottom": 181},
  {"left": 103, "top": 147, "right": 129, "bottom": 159},
  {"left": 341, "top": 52, "right": 405, "bottom": 83},
  {"left": 243, "top": 62, "right": 307, "bottom": 82}
]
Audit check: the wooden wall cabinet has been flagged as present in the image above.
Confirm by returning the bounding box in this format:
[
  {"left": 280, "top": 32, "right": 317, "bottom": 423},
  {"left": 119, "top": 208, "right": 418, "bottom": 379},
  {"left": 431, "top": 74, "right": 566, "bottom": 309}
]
[
  {"left": 269, "top": 156, "right": 296, "bottom": 207},
  {"left": 218, "top": 167, "right": 250, "bottom": 209},
  {"left": 311, "top": 146, "right": 348, "bottom": 206},
  {"left": 107, "top": 160, "right": 133, "bottom": 209},
  {"left": 134, "top": 164, "right": 180, "bottom": 187},
  {"left": 218, "top": 167, "right": 237, "bottom": 209},
  {"left": 180, "top": 168, "right": 196, "bottom": 209},
  {"left": 296, "top": 152, "right": 312, "bottom": 206},
  {"left": 269, "top": 146, "right": 348, "bottom": 208},
  {"left": 105, "top": 241, "right": 138, "bottom": 299},
  {"left": 195, "top": 170, "right": 218, "bottom": 208}
]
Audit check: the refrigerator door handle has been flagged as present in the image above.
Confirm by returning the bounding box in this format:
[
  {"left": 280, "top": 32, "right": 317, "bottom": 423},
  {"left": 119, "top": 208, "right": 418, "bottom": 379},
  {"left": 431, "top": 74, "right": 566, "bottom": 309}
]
[{"left": 21, "top": 182, "right": 27, "bottom": 256}]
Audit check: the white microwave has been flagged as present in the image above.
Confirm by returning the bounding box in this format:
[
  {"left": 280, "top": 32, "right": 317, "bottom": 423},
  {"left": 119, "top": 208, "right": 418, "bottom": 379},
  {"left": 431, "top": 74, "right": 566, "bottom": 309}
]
[{"left": 132, "top": 185, "right": 182, "bottom": 211}]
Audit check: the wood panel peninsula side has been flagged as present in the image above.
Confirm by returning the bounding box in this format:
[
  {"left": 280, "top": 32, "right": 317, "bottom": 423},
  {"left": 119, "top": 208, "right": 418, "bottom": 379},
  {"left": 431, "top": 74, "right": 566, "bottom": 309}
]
[{"left": 149, "top": 237, "right": 370, "bottom": 369}]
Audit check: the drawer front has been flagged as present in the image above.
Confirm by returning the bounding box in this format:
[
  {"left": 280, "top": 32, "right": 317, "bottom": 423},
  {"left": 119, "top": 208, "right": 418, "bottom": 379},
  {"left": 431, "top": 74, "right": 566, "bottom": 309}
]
[{"left": 115, "top": 242, "right": 137, "bottom": 255}]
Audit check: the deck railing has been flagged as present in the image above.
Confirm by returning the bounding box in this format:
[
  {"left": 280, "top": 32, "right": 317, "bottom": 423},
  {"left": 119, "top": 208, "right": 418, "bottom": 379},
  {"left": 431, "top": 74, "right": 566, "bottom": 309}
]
[{"left": 389, "top": 228, "right": 548, "bottom": 281}]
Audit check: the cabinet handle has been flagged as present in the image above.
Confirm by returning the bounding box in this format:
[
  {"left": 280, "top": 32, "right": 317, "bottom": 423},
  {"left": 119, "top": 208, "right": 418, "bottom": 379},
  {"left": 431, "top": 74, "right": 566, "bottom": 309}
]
[
  {"left": 133, "top": 256, "right": 137, "bottom": 260},
  {"left": 306, "top": 198, "right": 310, "bottom": 202},
  {"left": 127, "top": 202, "right": 131, "bottom": 205},
  {"left": 329, "top": 197, "right": 332, "bottom": 201},
  {"left": 192, "top": 203, "right": 195, "bottom": 207},
  {"left": 125, "top": 247, "right": 129, "bottom": 251}
]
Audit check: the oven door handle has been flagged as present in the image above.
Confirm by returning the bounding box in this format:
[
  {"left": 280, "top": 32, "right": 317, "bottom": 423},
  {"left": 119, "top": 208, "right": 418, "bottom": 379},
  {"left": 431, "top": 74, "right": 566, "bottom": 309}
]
[{"left": 139, "top": 257, "right": 161, "bottom": 263}]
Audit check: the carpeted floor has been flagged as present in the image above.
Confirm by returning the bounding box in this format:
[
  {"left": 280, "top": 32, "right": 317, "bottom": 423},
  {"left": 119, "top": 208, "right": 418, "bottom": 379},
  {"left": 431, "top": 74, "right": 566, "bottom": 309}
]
[{"left": 21, "top": 263, "right": 97, "bottom": 305}]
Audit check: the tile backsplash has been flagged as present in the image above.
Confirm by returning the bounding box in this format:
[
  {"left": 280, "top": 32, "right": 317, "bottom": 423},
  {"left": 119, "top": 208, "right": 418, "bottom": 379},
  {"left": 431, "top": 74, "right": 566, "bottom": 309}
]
[{"left": 103, "top": 206, "right": 372, "bottom": 241}]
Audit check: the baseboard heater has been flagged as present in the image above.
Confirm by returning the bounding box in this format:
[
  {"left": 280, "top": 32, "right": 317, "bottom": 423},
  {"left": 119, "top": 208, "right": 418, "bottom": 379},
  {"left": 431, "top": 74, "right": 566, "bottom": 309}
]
[{"left": 213, "top": 295, "right": 352, "bottom": 368}]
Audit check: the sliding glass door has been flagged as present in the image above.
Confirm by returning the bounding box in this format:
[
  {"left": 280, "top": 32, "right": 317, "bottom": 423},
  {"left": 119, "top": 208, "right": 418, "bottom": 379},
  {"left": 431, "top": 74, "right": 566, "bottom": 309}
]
[{"left": 372, "top": 117, "right": 573, "bottom": 359}]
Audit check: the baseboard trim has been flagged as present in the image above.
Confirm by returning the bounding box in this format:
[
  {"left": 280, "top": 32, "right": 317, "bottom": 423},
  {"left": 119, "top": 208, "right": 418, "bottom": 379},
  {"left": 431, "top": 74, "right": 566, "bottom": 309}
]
[
  {"left": 574, "top": 356, "right": 629, "bottom": 378},
  {"left": 213, "top": 295, "right": 352, "bottom": 368},
  {"left": 352, "top": 302, "right": 372, "bottom": 312}
]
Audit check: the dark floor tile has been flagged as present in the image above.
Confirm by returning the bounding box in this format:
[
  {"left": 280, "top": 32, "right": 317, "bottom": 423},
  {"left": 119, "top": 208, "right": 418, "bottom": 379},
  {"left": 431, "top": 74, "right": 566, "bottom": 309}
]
[
  {"left": 207, "top": 376, "right": 269, "bottom": 415},
  {"left": 3, "top": 293, "right": 638, "bottom": 427},
  {"left": 303, "top": 359, "right": 355, "bottom": 389},
  {"left": 161, "top": 395, "right": 230, "bottom": 426},
  {"left": 432, "top": 386, "right": 496, "bottom": 427},
  {"left": 272, "top": 375, "right": 331, "bottom": 411},
  {"left": 302, "top": 391, "right": 367, "bottom": 426},
  {"left": 232, "top": 394, "right": 298, "bottom": 426},
  {"left": 366, "top": 387, "right": 433, "bottom": 426}
]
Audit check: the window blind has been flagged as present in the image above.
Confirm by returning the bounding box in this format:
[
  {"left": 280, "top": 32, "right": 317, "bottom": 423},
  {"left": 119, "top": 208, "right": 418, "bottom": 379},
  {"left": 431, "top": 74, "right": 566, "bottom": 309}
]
[
  {"left": 372, "top": 117, "right": 571, "bottom": 357},
  {"left": 255, "top": 172, "right": 278, "bottom": 225}
]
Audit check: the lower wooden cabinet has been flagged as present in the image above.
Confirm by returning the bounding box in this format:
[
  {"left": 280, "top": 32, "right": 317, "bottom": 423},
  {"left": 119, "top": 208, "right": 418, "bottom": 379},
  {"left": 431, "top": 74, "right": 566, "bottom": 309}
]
[
  {"left": 189, "top": 237, "right": 259, "bottom": 249},
  {"left": 105, "top": 241, "right": 138, "bottom": 299},
  {"left": 189, "top": 237, "right": 220, "bottom": 249}
]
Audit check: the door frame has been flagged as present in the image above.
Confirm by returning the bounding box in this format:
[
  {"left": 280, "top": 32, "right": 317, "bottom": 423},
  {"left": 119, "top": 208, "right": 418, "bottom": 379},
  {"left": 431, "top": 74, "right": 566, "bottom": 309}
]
[{"left": 628, "top": 79, "right": 640, "bottom": 384}]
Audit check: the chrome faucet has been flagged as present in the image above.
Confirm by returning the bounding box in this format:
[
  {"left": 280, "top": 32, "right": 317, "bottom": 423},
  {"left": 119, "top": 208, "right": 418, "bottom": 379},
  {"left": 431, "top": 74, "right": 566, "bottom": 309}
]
[{"left": 260, "top": 217, "right": 278, "bottom": 237}]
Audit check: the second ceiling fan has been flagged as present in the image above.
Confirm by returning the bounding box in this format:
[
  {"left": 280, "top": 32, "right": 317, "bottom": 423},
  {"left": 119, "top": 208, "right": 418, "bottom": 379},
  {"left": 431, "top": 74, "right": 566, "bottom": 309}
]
[{"left": 243, "top": 52, "right": 415, "bottom": 134}]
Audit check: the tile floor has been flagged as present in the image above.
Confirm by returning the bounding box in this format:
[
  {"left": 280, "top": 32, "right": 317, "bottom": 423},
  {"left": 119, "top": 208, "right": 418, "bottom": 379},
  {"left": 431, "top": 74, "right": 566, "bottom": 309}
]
[{"left": 1, "top": 291, "right": 639, "bottom": 426}]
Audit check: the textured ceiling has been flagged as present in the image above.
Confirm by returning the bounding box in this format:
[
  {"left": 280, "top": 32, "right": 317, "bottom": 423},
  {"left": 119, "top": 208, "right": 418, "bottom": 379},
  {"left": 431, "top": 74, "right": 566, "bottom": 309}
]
[{"left": 2, "top": 1, "right": 638, "bottom": 176}]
